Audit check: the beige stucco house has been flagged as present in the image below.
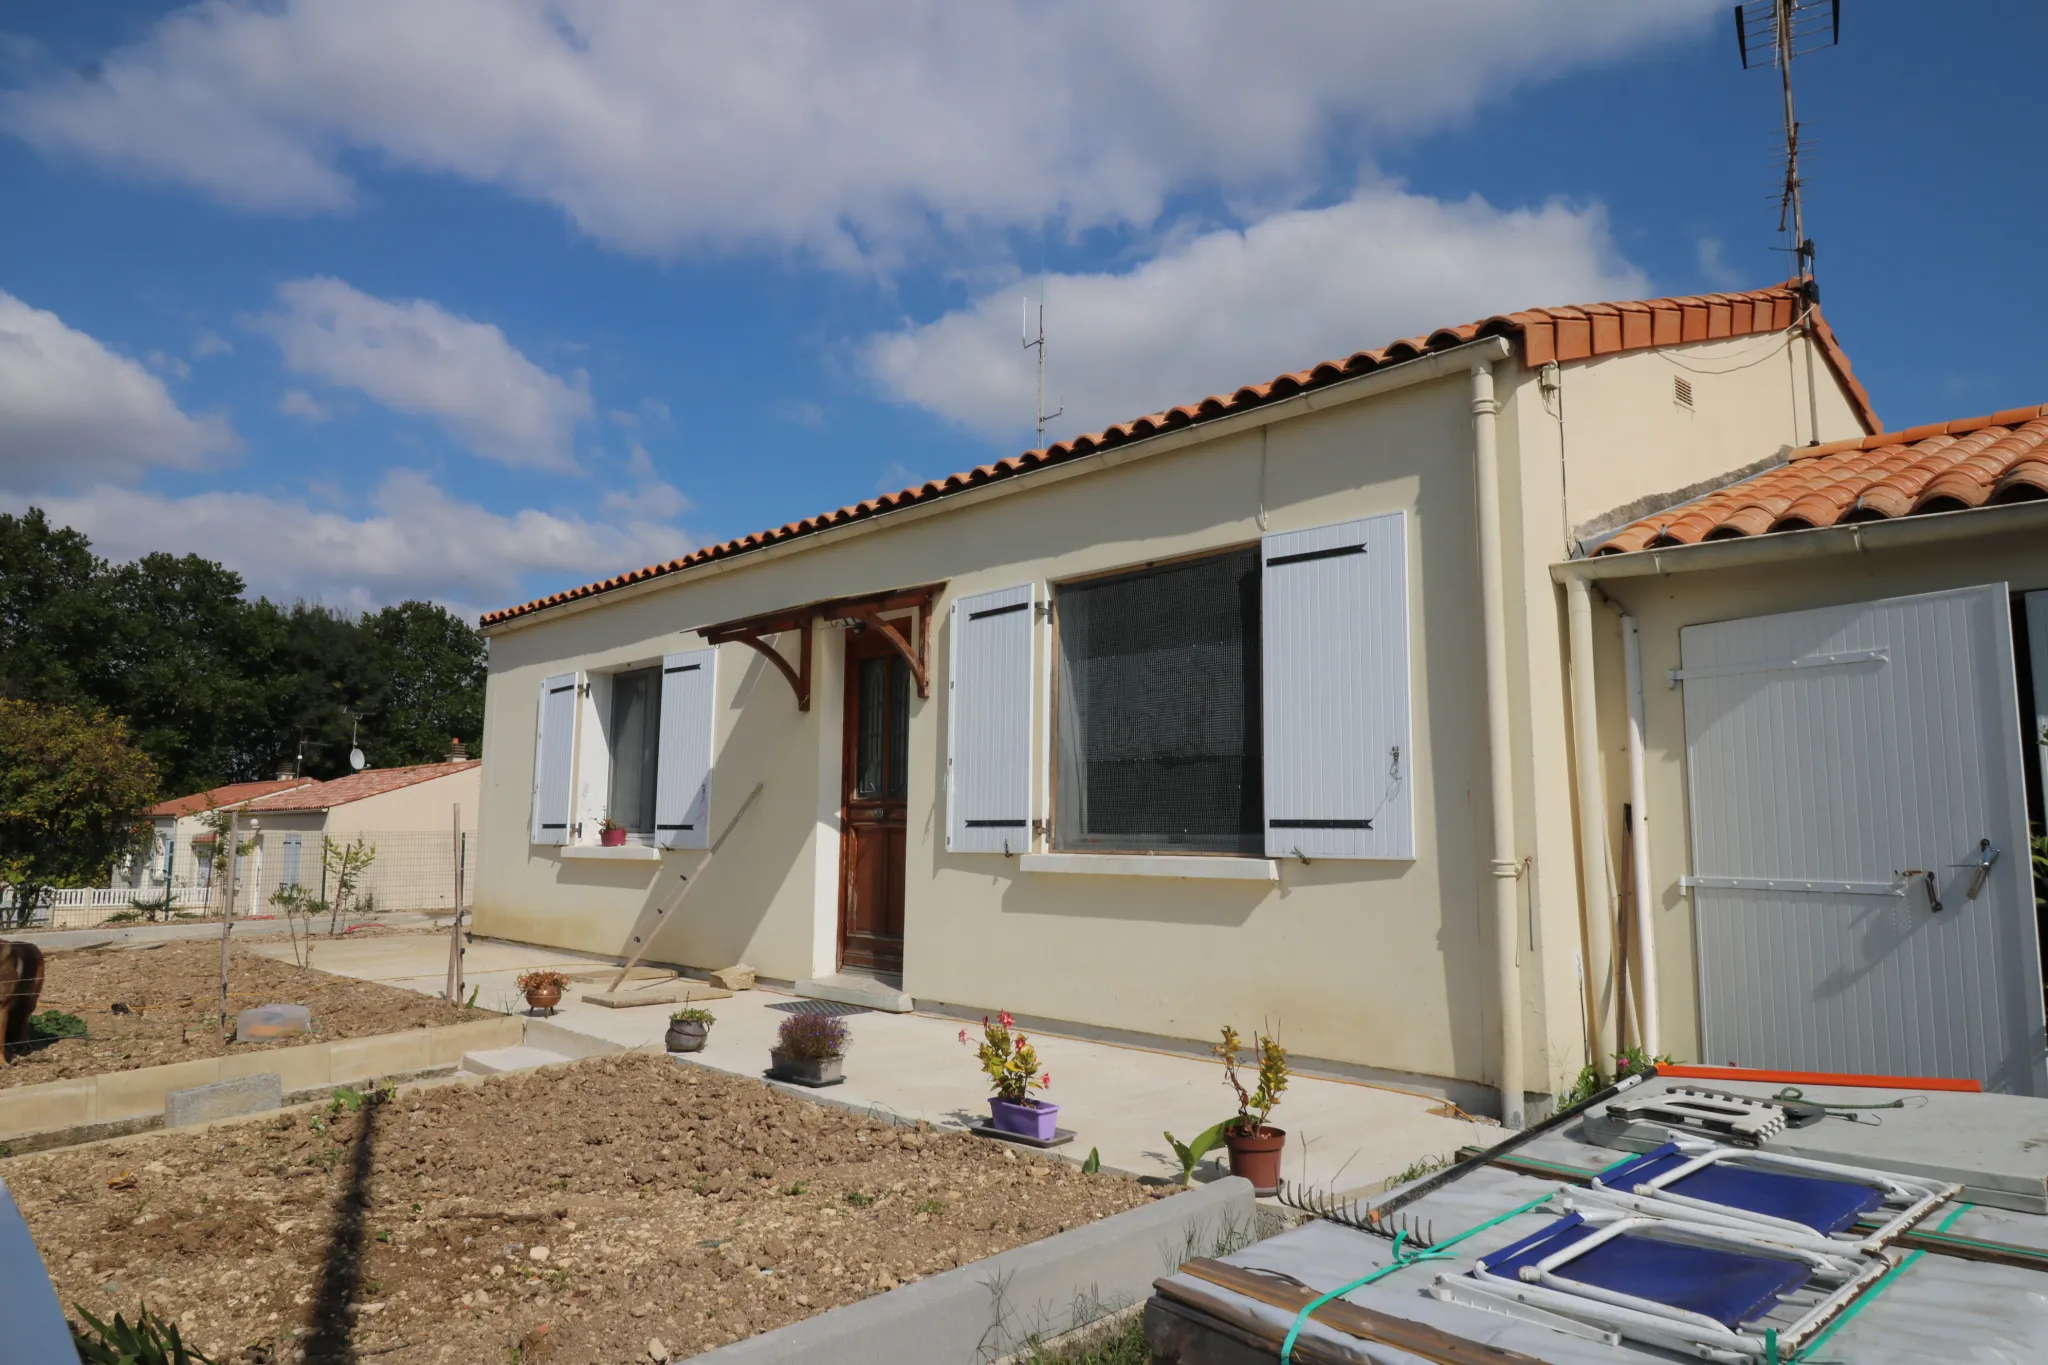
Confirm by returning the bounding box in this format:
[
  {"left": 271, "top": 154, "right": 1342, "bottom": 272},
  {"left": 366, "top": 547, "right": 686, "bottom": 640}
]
[
  {"left": 120, "top": 777, "right": 317, "bottom": 894},
  {"left": 471, "top": 280, "right": 1877, "bottom": 1121}
]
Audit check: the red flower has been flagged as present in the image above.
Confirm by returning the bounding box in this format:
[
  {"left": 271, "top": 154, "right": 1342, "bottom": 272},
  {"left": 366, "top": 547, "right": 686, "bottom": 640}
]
[
  {"left": 998, "top": 1011, "right": 1015, "bottom": 1029},
  {"left": 958, "top": 1029, "right": 969, "bottom": 1044},
  {"left": 1040, "top": 1072, "right": 1051, "bottom": 1088}
]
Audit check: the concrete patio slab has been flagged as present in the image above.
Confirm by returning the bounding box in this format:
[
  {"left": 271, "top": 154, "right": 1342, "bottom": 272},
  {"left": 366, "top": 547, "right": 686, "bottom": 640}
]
[{"left": 247, "top": 933, "right": 1495, "bottom": 1198}]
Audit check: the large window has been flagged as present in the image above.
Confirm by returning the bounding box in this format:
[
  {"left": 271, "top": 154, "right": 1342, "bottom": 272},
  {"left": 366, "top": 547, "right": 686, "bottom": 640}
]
[
  {"left": 607, "top": 665, "right": 662, "bottom": 834},
  {"left": 1053, "top": 547, "right": 1263, "bottom": 854}
]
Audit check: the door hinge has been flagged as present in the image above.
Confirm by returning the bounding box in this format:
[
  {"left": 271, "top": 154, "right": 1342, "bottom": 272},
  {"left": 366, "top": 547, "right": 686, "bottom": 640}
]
[{"left": 1034, "top": 600, "right": 1053, "bottom": 621}]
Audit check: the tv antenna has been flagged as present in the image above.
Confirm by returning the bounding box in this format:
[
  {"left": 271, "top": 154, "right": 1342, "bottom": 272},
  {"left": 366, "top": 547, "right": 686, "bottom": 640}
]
[
  {"left": 344, "top": 709, "right": 370, "bottom": 771},
  {"left": 1734, "top": 0, "right": 1839, "bottom": 282},
  {"left": 1021, "top": 288, "right": 1062, "bottom": 444}
]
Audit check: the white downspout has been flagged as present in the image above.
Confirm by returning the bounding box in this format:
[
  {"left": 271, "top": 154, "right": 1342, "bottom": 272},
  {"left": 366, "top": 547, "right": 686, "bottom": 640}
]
[
  {"left": 1621, "top": 614, "right": 1660, "bottom": 1057},
  {"left": 1470, "top": 358, "right": 1525, "bottom": 1128},
  {"left": 1567, "top": 577, "right": 1619, "bottom": 1076}
]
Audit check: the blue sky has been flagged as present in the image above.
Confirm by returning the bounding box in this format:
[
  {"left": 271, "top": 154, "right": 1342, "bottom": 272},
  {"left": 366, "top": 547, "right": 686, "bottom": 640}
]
[{"left": 1, "top": 1, "right": 2041, "bottom": 622}]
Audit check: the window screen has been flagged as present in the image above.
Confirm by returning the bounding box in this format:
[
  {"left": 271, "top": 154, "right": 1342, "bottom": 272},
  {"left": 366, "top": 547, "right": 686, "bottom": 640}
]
[
  {"left": 1054, "top": 548, "right": 1263, "bottom": 854},
  {"left": 608, "top": 666, "right": 662, "bottom": 833}
]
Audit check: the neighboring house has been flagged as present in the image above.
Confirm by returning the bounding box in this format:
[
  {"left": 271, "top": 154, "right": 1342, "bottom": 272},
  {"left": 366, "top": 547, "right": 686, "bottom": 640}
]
[
  {"left": 119, "top": 777, "right": 317, "bottom": 892},
  {"left": 1560, "top": 406, "right": 2048, "bottom": 1097},
  {"left": 238, "top": 759, "right": 482, "bottom": 915},
  {"left": 471, "top": 280, "right": 1875, "bottom": 1121}
]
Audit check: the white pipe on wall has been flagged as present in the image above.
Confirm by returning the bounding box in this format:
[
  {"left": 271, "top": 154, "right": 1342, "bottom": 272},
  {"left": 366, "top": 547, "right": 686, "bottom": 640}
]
[
  {"left": 1469, "top": 358, "right": 1526, "bottom": 1128},
  {"left": 1621, "top": 613, "right": 1660, "bottom": 1057},
  {"left": 1567, "top": 576, "right": 1619, "bottom": 1077}
]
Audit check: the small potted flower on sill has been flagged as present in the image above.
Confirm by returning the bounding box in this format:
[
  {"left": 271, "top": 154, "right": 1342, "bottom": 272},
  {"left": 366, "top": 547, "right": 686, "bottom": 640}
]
[
  {"left": 964, "top": 1011, "right": 1057, "bottom": 1141},
  {"left": 770, "top": 1012, "right": 848, "bottom": 1086},
  {"left": 667, "top": 1006, "right": 714, "bottom": 1053},
  {"left": 516, "top": 968, "right": 570, "bottom": 1015},
  {"left": 1217, "top": 1024, "right": 1288, "bottom": 1195},
  {"left": 598, "top": 817, "right": 629, "bottom": 848}
]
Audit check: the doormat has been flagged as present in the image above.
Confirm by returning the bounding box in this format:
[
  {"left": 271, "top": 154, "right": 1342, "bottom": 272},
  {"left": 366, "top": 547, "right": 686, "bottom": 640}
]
[{"left": 768, "top": 1000, "right": 872, "bottom": 1017}]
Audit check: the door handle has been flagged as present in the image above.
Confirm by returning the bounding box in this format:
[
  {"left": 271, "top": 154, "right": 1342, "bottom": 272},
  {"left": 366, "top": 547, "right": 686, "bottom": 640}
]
[{"left": 1896, "top": 868, "right": 1942, "bottom": 913}]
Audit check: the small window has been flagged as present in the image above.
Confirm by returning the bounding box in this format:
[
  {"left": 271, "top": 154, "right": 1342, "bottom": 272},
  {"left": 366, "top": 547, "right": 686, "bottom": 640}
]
[
  {"left": 607, "top": 666, "right": 663, "bottom": 834},
  {"left": 1053, "top": 547, "right": 1263, "bottom": 854}
]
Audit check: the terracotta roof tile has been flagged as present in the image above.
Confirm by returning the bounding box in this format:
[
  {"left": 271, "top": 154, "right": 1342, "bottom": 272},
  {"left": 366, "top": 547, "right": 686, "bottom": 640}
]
[
  {"left": 483, "top": 280, "right": 1875, "bottom": 628},
  {"left": 148, "top": 778, "right": 315, "bottom": 818},
  {"left": 244, "top": 761, "right": 479, "bottom": 812},
  {"left": 1594, "top": 406, "right": 2048, "bottom": 555}
]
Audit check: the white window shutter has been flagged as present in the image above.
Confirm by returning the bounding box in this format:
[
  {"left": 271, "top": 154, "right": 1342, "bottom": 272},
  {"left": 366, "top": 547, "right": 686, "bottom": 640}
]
[
  {"left": 947, "top": 584, "right": 1035, "bottom": 853},
  {"left": 530, "top": 671, "right": 579, "bottom": 845},
  {"left": 1261, "top": 511, "right": 1412, "bottom": 859},
  {"left": 655, "top": 648, "right": 717, "bottom": 849}
]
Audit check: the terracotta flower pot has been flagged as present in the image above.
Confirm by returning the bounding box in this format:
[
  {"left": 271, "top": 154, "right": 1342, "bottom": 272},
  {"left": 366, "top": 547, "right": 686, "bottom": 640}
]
[
  {"left": 989, "top": 1097, "right": 1059, "bottom": 1141},
  {"left": 600, "top": 828, "right": 629, "bottom": 847},
  {"left": 523, "top": 982, "right": 562, "bottom": 1014},
  {"left": 666, "top": 1020, "right": 710, "bottom": 1053},
  {"left": 1223, "top": 1124, "right": 1286, "bottom": 1195}
]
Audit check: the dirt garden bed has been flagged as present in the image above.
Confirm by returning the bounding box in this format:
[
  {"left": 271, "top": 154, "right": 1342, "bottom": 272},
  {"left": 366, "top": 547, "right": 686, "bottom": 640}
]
[
  {"left": 11, "top": 1052, "right": 1166, "bottom": 1364},
  {"left": 4, "top": 940, "right": 486, "bottom": 1089}
]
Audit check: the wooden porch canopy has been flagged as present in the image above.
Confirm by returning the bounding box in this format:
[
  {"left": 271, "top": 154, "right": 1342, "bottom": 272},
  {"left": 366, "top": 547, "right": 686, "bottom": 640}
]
[{"left": 701, "top": 583, "right": 943, "bottom": 712}]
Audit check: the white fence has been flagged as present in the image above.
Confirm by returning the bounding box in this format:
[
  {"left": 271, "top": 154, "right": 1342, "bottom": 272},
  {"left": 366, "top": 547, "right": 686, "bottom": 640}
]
[{"left": 11, "top": 829, "right": 476, "bottom": 931}]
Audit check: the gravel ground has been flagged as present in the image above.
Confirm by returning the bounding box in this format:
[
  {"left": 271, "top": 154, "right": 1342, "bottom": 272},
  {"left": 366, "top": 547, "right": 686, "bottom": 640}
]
[
  {"left": 14, "top": 1052, "right": 1166, "bottom": 1363},
  {"left": 4, "top": 939, "right": 485, "bottom": 1089}
]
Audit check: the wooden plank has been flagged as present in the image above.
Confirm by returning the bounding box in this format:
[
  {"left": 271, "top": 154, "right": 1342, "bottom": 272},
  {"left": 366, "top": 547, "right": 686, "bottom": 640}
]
[
  {"left": 602, "top": 782, "right": 764, "bottom": 993},
  {"left": 1144, "top": 1291, "right": 1355, "bottom": 1365},
  {"left": 1166, "top": 1259, "right": 1548, "bottom": 1365},
  {"left": 1655, "top": 1063, "right": 1982, "bottom": 1093},
  {"left": 582, "top": 983, "right": 732, "bottom": 1009}
]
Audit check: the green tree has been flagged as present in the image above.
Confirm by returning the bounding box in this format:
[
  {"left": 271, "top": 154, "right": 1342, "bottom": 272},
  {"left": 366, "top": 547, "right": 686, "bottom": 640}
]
[
  {"left": 363, "top": 600, "right": 487, "bottom": 766},
  {"left": 0, "top": 698, "right": 160, "bottom": 927},
  {"left": 0, "top": 509, "right": 115, "bottom": 705}
]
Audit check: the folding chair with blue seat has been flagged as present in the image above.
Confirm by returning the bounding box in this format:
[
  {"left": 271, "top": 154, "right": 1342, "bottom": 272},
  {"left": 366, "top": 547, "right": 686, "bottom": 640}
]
[
  {"left": 1581, "top": 1140, "right": 1956, "bottom": 1255},
  {"left": 1450, "top": 1207, "right": 1888, "bottom": 1363}
]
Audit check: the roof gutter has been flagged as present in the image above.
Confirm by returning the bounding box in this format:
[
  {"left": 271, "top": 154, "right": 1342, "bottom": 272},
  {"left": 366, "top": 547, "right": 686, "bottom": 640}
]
[
  {"left": 484, "top": 336, "right": 1517, "bottom": 637},
  {"left": 1550, "top": 499, "right": 2048, "bottom": 586}
]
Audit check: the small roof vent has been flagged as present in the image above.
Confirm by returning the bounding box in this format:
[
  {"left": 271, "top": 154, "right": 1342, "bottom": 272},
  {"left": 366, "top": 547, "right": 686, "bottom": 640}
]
[{"left": 1674, "top": 375, "right": 1695, "bottom": 409}]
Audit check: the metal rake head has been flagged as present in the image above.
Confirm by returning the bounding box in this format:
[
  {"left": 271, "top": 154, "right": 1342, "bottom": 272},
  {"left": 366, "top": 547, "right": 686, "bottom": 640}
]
[{"left": 1277, "top": 1179, "right": 1436, "bottom": 1248}]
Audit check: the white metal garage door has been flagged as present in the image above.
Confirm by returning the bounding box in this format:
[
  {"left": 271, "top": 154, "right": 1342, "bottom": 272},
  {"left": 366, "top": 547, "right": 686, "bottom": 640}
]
[{"left": 1681, "top": 583, "right": 2047, "bottom": 1093}]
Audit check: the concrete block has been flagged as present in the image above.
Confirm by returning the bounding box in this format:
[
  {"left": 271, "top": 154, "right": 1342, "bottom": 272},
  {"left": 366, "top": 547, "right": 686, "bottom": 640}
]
[
  {"left": 689, "top": 1178, "right": 1259, "bottom": 1364},
  {"left": 563, "top": 966, "right": 674, "bottom": 985},
  {"left": 795, "top": 974, "right": 912, "bottom": 1013},
  {"left": 165, "top": 1073, "right": 282, "bottom": 1128},
  {"left": 0, "top": 1080, "right": 94, "bottom": 1141},
  {"left": 426, "top": 1016, "right": 524, "bottom": 1065},
  {"left": 522, "top": 1018, "right": 628, "bottom": 1061},
  {"left": 96, "top": 1058, "right": 221, "bottom": 1122},
  {"left": 708, "top": 964, "right": 757, "bottom": 991},
  {"left": 582, "top": 982, "right": 732, "bottom": 1009},
  {"left": 236, "top": 1003, "right": 312, "bottom": 1042}
]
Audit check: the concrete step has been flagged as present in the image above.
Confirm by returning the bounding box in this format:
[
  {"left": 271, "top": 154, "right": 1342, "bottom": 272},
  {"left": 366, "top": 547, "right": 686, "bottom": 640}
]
[
  {"left": 459, "top": 1045, "right": 579, "bottom": 1075},
  {"left": 795, "top": 973, "right": 913, "bottom": 1013}
]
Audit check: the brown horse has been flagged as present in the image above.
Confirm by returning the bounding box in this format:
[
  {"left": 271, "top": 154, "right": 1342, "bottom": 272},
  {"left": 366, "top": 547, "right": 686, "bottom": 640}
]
[{"left": 1, "top": 940, "right": 45, "bottom": 1061}]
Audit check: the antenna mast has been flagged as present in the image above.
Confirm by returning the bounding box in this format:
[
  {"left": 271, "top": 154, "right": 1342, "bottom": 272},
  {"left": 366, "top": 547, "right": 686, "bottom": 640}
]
[
  {"left": 1734, "top": 0, "right": 1839, "bottom": 282},
  {"left": 1021, "top": 289, "right": 1062, "bottom": 443}
]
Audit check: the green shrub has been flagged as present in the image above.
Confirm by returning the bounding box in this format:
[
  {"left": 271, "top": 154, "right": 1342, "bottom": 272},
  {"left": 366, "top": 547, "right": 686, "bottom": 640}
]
[
  {"left": 70, "top": 1304, "right": 218, "bottom": 1364},
  {"left": 30, "top": 1009, "right": 87, "bottom": 1041}
]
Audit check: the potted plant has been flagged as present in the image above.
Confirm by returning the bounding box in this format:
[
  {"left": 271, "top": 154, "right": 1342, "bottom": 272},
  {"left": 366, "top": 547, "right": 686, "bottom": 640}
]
[
  {"left": 770, "top": 1012, "right": 849, "bottom": 1085},
  {"left": 962, "top": 1011, "right": 1056, "bottom": 1141},
  {"left": 1216, "top": 1025, "right": 1289, "bottom": 1195},
  {"left": 667, "top": 1006, "right": 714, "bottom": 1053},
  {"left": 598, "top": 817, "right": 629, "bottom": 848},
  {"left": 517, "top": 969, "right": 569, "bottom": 1015}
]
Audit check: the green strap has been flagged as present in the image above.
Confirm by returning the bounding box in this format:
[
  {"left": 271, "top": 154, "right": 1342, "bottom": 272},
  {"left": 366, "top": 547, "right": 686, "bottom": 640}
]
[
  {"left": 1278, "top": 1192, "right": 1556, "bottom": 1363},
  {"left": 1793, "top": 1202, "right": 1973, "bottom": 1361}
]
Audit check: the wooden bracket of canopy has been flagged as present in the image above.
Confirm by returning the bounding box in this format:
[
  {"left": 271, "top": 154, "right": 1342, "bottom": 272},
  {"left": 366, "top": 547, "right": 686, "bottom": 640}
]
[{"left": 701, "top": 582, "right": 942, "bottom": 711}]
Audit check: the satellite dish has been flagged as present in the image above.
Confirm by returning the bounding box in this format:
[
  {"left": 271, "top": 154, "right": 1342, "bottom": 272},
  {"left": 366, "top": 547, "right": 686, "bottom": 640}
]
[{"left": 349, "top": 747, "right": 366, "bottom": 771}]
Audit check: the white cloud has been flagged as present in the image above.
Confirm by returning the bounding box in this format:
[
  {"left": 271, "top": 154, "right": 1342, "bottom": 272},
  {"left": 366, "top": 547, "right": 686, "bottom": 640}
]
[
  {"left": 192, "top": 328, "right": 233, "bottom": 357},
  {"left": 863, "top": 187, "right": 1649, "bottom": 441},
  {"left": 16, "top": 469, "right": 692, "bottom": 621},
  {"left": 277, "top": 387, "right": 330, "bottom": 421},
  {"left": 602, "top": 441, "right": 689, "bottom": 519},
  {"left": 252, "top": 277, "right": 591, "bottom": 469},
  {"left": 777, "top": 399, "right": 825, "bottom": 430},
  {"left": 146, "top": 349, "right": 191, "bottom": 380},
  {"left": 1695, "top": 235, "right": 1746, "bottom": 290},
  {"left": 3, "top": 0, "right": 1718, "bottom": 261},
  {"left": 0, "top": 289, "right": 238, "bottom": 489}
]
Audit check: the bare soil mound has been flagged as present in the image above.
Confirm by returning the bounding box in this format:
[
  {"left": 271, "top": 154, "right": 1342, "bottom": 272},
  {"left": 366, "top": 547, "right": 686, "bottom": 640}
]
[{"left": 12, "top": 1052, "right": 1164, "bottom": 1363}]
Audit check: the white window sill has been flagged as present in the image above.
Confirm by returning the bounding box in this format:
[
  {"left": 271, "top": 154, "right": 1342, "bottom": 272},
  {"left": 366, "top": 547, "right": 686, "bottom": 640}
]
[
  {"left": 558, "top": 844, "right": 663, "bottom": 861},
  {"left": 1018, "top": 853, "right": 1278, "bottom": 882}
]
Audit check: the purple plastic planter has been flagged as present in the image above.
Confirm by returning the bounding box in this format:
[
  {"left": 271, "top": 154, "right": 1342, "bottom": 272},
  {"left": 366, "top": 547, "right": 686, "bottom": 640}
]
[{"left": 989, "top": 1096, "right": 1059, "bottom": 1141}]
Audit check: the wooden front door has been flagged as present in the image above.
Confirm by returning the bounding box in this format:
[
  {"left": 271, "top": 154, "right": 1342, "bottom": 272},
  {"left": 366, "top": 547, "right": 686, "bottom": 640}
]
[{"left": 838, "top": 631, "right": 910, "bottom": 975}]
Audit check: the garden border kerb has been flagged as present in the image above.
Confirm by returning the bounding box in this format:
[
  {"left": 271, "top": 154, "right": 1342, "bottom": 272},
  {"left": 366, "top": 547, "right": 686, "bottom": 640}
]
[
  {"left": 0, "top": 1015, "right": 523, "bottom": 1143},
  {"left": 686, "top": 1176, "right": 1257, "bottom": 1364}
]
